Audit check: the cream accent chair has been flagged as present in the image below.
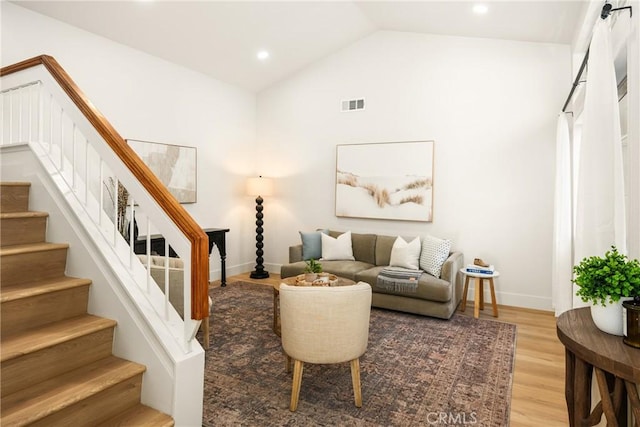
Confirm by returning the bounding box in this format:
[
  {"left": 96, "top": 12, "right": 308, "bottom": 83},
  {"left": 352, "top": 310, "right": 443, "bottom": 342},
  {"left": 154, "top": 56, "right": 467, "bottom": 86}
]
[
  {"left": 279, "top": 282, "right": 372, "bottom": 411},
  {"left": 137, "top": 255, "right": 212, "bottom": 347}
]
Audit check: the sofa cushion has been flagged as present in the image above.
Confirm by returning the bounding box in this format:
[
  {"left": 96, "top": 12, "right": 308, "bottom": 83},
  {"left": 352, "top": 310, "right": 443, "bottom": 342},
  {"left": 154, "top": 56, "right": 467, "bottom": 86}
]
[
  {"left": 420, "top": 235, "right": 452, "bottom": 278},
  {"left": 318, "top": 260, "right": 375, "bottom": 281},
  {"left": 375, "top": 235, "right": 397, "bottom": 266},
  {"left": 327, "top": 230, "right": 377, "bottom": 264},
  {"left": 355, "top": 266, "right": 452, "bottom": 303},
  {"left": 322, "top": 231, "right": 355, "bottom": 260},
  {"left": 389, "top": 236, "right": 421, "bottom": 270}
]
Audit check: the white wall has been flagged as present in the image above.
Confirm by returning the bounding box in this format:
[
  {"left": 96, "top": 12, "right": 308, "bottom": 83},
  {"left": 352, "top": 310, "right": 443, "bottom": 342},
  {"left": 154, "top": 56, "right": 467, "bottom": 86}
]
[
  {"left": 2, "top": 3, "right": 576, "bottom": 310},
  {"left": 1, "top": 2, "right": 258, "bottom": 279},
  {"left": 257, "top": 30, "right": 571, "bottom": 310}
]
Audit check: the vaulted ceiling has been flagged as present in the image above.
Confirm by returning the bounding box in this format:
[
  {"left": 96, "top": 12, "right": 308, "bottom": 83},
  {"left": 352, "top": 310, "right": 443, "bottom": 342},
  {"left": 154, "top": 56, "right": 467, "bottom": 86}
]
[{"left": 12, "top": 1, "right": 589, "bottom": 92}]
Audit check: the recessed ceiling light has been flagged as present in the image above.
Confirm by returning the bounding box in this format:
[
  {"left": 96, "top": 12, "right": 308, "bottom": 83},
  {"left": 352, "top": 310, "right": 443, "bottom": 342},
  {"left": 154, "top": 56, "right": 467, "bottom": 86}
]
[
  {"left": 473, "top": 4, "right": 488, "bottom": 14},
  {"left": 257, "top": 50, "right": 269, "bottom": 61}
]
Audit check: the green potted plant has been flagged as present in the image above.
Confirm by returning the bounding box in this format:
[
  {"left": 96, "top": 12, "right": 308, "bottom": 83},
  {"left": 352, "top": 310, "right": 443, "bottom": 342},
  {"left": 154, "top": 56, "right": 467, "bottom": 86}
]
[
  {"left": 573, "top": 246, "right": 640, "bottom": 335},
  {"left": 304, "top": 259, "right": 323, "bottom": 282}
]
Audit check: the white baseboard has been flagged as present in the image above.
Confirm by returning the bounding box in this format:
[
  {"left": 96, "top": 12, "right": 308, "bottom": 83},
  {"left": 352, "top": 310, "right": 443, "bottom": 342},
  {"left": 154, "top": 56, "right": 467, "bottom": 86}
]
[{"left": 466, "top": 287, "right": 553, "bottom": 312}]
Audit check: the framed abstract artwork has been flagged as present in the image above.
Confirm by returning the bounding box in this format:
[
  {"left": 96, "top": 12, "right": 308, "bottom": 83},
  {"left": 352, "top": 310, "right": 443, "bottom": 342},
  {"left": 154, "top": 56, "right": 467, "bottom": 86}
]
[
  {"left": 127, "top": 139, "right": 197, "bottom": 203},
  {"left": 335, "top": 140, "right": 434, "bottom": 222}
]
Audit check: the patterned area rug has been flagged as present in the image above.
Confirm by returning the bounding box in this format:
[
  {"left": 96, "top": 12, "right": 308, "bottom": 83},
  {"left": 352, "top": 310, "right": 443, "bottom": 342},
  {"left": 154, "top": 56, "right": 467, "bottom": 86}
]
[{"left": 202, "top": 282, "right": 516, "bottom": 427}]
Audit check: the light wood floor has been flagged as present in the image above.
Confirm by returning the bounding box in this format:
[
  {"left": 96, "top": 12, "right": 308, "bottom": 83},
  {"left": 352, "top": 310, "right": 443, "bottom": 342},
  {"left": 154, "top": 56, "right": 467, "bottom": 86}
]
[{"left": 216, "top": 273, "right": 569, "bottom": 426}]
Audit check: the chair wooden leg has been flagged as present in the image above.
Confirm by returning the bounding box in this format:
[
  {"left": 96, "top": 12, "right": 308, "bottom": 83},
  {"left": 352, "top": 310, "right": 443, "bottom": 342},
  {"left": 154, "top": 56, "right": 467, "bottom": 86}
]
[
  {"left": 203, "top": 316, "right": 210, "bottom": 349},
  {"left": 290, "top": 360, "right": 304, "bottom": 411},
  {"left": 285, "top": 353, "right": 292, "bottom": 374},
  {"left": 351, "top": 358, "right": 362, "bottom": 407}
]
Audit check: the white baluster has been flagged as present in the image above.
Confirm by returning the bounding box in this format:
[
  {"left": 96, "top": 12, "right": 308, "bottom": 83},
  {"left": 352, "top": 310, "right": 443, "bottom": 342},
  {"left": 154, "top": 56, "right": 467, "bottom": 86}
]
[
  {"left": 71, "top": 123, "right": 76, "bottom": 190},
  {"left": 38, "top": 84, "right": 44, "bottom": 146},
  {"left": 18, "top": 86, "right": 23, "bottom": 142},
  {"left": 113, "top": 178, "right": 119, "bottom": 246},
  {"left": 99, "top": 161, "right": 104, "bottom": 227},
  {"left": 165, "top": 239, "right": 170, "bottom": 319},
  {"left": 48, "top": 94, "right": 53, "bottom": 154},
  {"left": 84, "top": 137, "right": 89, "bottom": 205},
  {"left": 9, "top": 89, "right": 13, "bottom": 143},
  {"left": 59, "top": 107, "right": 64, "bottom": 171},
  {"left": 146, "top": 222, "right": 151, "bottom": 292},
  {"left": 1, "top": 90, "right": 4, "bottom": 145},
  {"left": 129, "top": 198, "right": 136, "bottom": 267},
  {"left": 28, "top": 84, "right": 33, "bottom": 142}
]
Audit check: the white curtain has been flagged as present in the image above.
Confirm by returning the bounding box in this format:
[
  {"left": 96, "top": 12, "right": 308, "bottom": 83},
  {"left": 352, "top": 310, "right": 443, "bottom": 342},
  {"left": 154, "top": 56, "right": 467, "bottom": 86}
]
[
  {"left": 574, "top": 19, "right": 627, "bottom": 268},
  {"left": 551, "top": 113, "right": 574, "bottom": 316}
]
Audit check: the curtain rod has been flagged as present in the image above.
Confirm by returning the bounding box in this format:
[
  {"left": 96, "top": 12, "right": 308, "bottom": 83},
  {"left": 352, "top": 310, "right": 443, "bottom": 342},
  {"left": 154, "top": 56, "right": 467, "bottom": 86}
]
[
  {"left": 562, "top": 48, "right": 589, "bottom": 113},
  {"left": 561, "top": 3, "right": 632, "bottom": 113}
]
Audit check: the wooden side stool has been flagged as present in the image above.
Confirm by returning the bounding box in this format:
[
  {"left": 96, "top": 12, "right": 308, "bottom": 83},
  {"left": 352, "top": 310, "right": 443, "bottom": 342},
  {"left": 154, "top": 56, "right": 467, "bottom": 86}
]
[{"left": 460, "top": 268, "right": 500, "bottom": 319}]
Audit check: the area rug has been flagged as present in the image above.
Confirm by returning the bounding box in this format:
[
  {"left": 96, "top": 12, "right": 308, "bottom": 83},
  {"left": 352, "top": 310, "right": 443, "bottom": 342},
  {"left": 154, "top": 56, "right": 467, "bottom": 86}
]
[{"left": 201, "top": 282, "right": 516, "bottom": 427}]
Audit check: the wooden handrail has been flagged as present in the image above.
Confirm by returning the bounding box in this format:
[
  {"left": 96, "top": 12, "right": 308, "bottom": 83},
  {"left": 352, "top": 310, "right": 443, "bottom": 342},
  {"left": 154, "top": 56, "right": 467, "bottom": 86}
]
[{"left": 1, "top": 55, "right": 210, "bottom": 320}]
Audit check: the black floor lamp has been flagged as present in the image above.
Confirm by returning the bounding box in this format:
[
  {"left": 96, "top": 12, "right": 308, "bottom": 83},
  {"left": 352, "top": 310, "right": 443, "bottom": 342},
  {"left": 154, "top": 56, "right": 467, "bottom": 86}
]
[{"left": 247, "top": 176, "right": 273, "bottom": 279}]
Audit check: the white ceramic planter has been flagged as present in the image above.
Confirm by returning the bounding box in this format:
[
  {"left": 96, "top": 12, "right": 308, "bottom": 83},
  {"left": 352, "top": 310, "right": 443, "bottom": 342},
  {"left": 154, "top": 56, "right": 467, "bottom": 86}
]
[{"left": 590, "top": 299, "right": 625, "bottom": 336}]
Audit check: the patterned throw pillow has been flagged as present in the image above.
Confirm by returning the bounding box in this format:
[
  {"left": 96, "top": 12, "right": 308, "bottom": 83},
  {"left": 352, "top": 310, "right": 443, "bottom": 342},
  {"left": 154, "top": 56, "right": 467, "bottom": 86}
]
[
  {"left": 419, "top": 235, "right": 452, "bottom": 277},
  {"left": 389, "top": 236, "right": 421, "bottom": 270}
]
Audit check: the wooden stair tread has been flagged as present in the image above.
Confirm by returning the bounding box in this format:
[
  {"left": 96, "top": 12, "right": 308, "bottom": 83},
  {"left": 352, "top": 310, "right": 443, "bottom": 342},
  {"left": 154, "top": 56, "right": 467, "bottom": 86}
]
[
  {"left": 0, "top": 182, "right": 31, "bottom": 187},
  {"left": 0, "top": 242, "right": 69, "bottom": 256},
  {"left": 0, "top": 211, "right": 48, "bottom": 219},
  {"left": 0, "top": 355, "right": 146, "bottom": 426},
  {"left": 96, "top": 404, "right": 175, "bottom": 427},
  {"left": 1, "top": 315, "right": 117, "bottom": 362},
  {"left": 1, "top": 276, "right": 92, "bottom": 303}
]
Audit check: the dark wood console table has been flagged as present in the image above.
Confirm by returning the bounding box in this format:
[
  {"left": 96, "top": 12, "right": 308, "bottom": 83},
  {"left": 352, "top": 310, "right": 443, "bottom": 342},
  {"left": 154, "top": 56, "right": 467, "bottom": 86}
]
[
  {"left": 557, "top": 307, "right": 640, "bottom": 426},
  {"left": 134, "top": 228, "right": 230, "bottom": 286}
]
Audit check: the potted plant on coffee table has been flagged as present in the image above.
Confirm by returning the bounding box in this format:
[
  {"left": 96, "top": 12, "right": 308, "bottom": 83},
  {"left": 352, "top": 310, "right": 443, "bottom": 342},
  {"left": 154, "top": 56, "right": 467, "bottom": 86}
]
[
  {"left": 304, "top": 259, "right": 323, "bottom": 283},
  {"left": 573, "top": 246, "right": 640, "bottom": 335}
]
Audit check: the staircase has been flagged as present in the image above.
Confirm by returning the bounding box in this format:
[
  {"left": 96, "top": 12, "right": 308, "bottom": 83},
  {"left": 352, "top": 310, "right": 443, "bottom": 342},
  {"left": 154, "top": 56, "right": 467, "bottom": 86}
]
[{"left": 0, "top": 182, "right": 174, "bottom": 426}]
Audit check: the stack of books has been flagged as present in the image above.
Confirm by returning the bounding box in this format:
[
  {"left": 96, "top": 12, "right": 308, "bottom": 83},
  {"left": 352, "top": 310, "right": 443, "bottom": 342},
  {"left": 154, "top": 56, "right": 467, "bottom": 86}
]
[{"left": 465, "top": 264, "right": 495, "bottom": 275}]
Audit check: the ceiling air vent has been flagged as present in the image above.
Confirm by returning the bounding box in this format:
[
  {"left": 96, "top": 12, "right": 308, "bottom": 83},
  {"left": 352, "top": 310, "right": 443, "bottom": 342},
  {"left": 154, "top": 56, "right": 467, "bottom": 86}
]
[{"left": 341, "top": 98, "right": 365, "bottom": 112}]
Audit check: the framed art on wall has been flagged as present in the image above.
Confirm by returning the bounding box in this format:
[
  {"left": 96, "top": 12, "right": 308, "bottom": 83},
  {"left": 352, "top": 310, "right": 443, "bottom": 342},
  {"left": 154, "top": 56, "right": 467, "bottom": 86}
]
[
  {"left": 127, "top": 139, "right": 197, "bottom": 203},
  {"left": 335, "top": 140, "right": 434, "bottom": 222}
]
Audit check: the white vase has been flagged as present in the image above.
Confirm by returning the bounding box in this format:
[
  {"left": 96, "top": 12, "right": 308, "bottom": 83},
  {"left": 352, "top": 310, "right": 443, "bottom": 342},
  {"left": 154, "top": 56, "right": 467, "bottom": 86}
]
[{"left": 590, "top": 299, "right": 625, "bottom": 336}]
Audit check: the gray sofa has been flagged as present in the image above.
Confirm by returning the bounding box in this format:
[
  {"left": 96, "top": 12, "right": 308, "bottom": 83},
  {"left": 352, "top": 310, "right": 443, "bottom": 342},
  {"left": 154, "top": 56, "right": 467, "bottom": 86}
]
[{"left": 280, "top": 230, "right": 464, "bottom": 319}]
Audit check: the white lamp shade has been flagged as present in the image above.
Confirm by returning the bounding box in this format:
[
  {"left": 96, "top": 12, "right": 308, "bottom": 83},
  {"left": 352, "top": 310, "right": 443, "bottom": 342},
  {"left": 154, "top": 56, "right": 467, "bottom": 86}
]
[{"left": 246, "top": 176, "right": 274, "bottom": 197}]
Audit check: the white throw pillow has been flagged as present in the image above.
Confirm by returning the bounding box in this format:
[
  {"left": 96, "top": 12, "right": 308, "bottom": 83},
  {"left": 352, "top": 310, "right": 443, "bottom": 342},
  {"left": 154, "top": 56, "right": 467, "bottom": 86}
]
[
  {"left": 389, "top": 236, "right": 421, "bottom": 270},
  {"left": 420, "top": 235, "right": 452, "bottom": 277},
  {"left": 321, "top": 231, "right": 355, "bottom": 261}
]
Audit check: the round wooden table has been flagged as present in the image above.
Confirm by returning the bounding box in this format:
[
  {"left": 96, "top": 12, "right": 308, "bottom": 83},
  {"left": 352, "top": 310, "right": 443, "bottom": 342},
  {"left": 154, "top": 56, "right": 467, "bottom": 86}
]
[
  {"left": 556, "top": 307, "right": 640, "bottom": 426},
  {"left": 272, "top": 275, "right": 356, "bottom": 336}
]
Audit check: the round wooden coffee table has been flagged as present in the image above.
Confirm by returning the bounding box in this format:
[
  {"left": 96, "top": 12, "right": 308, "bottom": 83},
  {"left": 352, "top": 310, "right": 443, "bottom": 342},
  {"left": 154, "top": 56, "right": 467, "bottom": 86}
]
[{"left": 272, "top": 275, "right": 356, "bottom": 336}]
